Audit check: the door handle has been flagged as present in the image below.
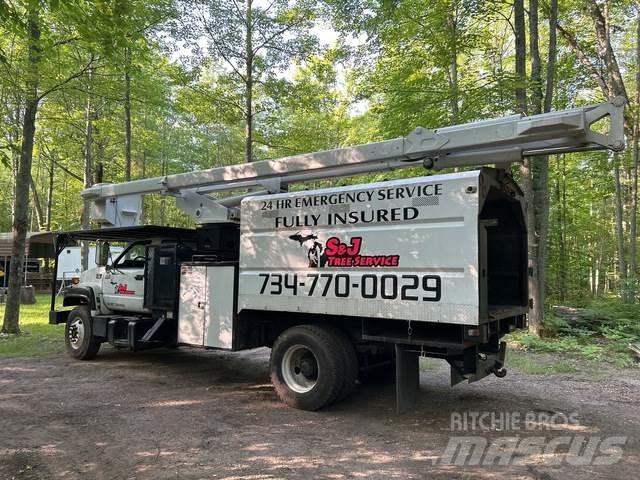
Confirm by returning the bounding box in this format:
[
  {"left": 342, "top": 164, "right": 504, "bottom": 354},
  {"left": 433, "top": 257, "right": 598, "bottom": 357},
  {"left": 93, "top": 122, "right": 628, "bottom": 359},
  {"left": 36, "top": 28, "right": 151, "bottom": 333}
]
[{"left": 135, "top": 275, "right": 144, "bottom": 281}]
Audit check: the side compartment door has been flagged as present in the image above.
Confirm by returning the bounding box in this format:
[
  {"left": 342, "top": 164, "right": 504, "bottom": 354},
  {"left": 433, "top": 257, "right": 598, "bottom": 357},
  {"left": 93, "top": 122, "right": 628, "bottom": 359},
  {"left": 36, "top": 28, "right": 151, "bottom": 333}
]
[
  {"left": 204, "top": 265, "right": 236, "bottom": 349},
  {"left": 178, "top": 265, "right": 207, "bottom": 345}
]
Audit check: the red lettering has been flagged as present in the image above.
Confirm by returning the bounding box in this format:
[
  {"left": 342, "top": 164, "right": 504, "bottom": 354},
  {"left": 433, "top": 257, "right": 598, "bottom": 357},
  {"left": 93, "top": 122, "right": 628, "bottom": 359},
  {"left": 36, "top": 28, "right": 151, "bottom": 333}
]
[
  {"left": 323, "top": 236, "right": 399, "bottom": 268},
  {"left": 347, "top": 237, "right": 362, "bottom": 255},
  {"left": 325, "top": 237, "right": 340, "bottom": 256}
]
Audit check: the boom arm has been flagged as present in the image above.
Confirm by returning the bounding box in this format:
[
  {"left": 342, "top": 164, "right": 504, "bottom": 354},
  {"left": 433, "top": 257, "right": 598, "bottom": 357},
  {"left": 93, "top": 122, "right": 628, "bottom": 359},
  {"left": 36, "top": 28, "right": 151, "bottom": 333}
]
[{"left": 83, "top": 97, "right": 625, "bottom": 226}]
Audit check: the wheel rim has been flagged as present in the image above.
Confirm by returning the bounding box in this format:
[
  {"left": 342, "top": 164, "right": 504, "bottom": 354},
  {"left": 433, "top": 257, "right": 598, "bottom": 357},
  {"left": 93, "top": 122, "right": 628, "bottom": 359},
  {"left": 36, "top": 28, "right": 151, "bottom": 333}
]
[
  {"left": 68, "top": 317, "right": 85, "bottom": 350},
  {"left": 281, "top": 344, "right": 319, "bottom": 393}
]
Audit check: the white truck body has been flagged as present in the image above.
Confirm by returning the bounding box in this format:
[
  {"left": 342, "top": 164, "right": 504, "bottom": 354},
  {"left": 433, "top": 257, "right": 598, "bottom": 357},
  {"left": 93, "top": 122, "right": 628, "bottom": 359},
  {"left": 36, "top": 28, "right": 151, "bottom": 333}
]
[{"left": 238, "top": 170, "right": 521, "bottom": 326}]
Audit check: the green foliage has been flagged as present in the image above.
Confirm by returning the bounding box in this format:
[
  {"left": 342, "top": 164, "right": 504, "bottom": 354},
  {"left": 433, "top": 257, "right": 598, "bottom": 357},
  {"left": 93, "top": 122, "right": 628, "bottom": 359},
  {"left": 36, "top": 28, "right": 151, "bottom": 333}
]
[
  {"left": 546, "top": 151, "right": 622, "bottom": 303},
  {"left": 509, "top": 300, "right": 640, "bottom": 368},
  {"left": 587, "top": 301, "right": 640, "bottom": 341}
]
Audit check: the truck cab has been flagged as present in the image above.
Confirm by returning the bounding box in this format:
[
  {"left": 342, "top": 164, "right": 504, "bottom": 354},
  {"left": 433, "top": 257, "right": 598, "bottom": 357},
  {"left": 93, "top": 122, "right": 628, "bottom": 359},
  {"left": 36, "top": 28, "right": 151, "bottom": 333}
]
[
  {"left": 63, "top": 240, "right": 152, "bottom": 316},
  {"left": 52, "top": 224, "right": 240, "bottom": 352},
  {"left": 100, "top": 241, "right": 148, "bottom": 313}
]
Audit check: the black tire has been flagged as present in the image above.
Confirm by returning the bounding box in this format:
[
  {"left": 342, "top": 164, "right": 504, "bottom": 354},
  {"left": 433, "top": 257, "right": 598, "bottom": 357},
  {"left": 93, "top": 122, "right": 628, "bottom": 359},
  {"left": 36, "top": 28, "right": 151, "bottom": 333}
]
[
  {"left": 324, "top": 326, "right": 358, "bottom": 401},
  {"left": 270, "top": 325, "right": 345, "bottom": 411},
  {"left": 65, "top": 306, "right": 101, "bottom": 360}
]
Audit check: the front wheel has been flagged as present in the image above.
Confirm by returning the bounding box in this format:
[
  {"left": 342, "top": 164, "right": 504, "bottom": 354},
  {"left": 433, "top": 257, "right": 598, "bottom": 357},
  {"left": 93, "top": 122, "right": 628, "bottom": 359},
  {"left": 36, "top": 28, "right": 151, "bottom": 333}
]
[
  {"left": 65, "top": 306, "right": 101, "bottom": 360},
  {"left": 270, "top": 325, "right": 345, "bottom": 411}
]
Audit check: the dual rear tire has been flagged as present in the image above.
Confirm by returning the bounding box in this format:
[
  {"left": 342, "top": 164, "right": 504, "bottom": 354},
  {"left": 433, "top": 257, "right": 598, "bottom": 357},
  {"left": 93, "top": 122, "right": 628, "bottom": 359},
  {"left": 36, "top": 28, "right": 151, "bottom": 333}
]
[{"left": 270, "top": 325, "right": 358, "bottom": 411}]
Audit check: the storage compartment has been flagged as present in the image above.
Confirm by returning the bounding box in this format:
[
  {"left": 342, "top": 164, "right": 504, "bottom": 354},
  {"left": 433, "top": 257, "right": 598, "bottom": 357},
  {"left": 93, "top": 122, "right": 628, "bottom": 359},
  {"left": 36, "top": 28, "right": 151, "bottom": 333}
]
[
  {"left": 479, "top": 187, "right": 528, "bottom": 320},
  {"left": 144, "top": 244, "right": 194, "bottom": 312},
  {"left": 144, "top": 224, "right": 240, "bottom": 313},
  {"left": 177, "top": 263, "right": 237, "bottom": 349}
]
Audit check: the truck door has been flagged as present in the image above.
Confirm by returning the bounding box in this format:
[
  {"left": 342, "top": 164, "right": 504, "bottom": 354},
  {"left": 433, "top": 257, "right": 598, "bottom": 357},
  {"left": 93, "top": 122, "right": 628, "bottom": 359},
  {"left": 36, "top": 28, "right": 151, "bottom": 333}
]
[{"left": 102, "top": 242, "right": 148, "bottom": 313}]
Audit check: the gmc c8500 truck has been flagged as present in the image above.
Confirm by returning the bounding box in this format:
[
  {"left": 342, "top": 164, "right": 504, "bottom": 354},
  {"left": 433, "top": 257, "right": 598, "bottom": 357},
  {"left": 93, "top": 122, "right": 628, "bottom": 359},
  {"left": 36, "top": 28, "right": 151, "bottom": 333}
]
[{"left": 47, "top": 98, "right": 625, "bottom": 412}]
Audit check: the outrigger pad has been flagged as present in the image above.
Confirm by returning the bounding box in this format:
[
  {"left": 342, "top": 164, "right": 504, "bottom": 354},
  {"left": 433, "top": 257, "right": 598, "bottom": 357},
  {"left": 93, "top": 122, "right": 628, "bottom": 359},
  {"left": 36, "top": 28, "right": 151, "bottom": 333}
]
[{"left": 395, "top": 344, "right": 420, "bottom": 414}]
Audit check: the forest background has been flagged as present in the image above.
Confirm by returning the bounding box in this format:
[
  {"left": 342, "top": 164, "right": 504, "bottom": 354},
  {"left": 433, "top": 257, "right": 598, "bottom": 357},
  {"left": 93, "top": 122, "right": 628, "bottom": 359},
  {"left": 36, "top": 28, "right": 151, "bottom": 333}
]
[{"left": 2, "top": 0, "right": 640, "bottom": 360}]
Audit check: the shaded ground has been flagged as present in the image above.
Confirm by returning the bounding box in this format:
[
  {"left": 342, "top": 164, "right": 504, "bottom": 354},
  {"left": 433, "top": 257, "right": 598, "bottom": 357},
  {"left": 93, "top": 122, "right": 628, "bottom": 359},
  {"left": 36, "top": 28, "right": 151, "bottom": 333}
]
[{"left": 0, "top": 346, "right": 638, "bottom": 479}]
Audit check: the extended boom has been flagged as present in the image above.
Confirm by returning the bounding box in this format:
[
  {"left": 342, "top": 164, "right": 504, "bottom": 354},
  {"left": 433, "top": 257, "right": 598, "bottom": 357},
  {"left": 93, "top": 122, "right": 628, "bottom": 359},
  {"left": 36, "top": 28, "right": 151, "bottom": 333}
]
[{"left": 83, "top": 97, "right": 625, "bottom": 227}]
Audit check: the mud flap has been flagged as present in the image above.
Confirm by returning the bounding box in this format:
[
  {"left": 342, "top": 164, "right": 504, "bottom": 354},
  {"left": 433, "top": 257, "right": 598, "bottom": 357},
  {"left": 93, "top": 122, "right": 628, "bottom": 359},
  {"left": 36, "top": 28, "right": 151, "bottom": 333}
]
[{"left": 395, "top": 344, "right": 420, "bottom": 414}]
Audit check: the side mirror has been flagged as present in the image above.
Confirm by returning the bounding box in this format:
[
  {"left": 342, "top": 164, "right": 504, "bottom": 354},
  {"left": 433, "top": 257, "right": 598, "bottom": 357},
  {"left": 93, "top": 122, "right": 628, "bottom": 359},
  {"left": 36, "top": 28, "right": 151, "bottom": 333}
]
[{"left": 95, "top": 241, "right": 110, "bottom": 267}]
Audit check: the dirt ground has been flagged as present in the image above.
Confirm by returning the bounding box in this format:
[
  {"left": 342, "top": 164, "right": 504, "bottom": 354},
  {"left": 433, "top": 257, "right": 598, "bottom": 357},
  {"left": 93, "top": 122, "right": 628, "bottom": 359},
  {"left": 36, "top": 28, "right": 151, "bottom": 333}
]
[{"left": 0, "top": 346, "right": 638, "bottom": 480}]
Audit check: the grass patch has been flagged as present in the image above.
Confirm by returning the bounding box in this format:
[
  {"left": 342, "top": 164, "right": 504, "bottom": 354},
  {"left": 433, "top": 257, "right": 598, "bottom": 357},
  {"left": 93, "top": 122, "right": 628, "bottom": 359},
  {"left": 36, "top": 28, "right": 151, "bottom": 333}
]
[
  {"left": 507, "top": 350, "right": 578, "bottom": 375},
  {"left": 0, "top": 294, "right": 66, "bottom": 358}
]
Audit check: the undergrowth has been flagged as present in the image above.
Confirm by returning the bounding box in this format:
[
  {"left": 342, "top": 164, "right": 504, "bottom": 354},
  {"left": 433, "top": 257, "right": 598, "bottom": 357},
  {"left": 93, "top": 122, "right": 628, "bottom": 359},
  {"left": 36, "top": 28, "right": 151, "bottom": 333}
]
[{"left": 507, "top": 300, "right": 640, "bottom": 369}]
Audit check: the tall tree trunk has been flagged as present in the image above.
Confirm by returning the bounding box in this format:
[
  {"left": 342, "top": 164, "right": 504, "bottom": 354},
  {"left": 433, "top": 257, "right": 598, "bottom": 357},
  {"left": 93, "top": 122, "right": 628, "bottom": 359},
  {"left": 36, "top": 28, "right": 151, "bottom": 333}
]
[
  {"left": 544, "top": 0, "right": 557, "bottom": 114},
  {"left": 544, "top": 0, "right": 559, "bottom": 303},
  {"left": 523, "top": 0, "right": 543, "bottom": 335},
  {"left": 81, "top": 68, "right": 94, "bottom": 271},
  {"left": 3, "top": 4, "right": 40, "bottom": 334},
  {"left": 447, "top": 1, "right": 459, "bottom": 124},
  {"left": 629, "top": 9, "right": 640, "bottom": 302},
  {"left": 141, "top": 113, "right": 147, "bottom": 177},
  {"left": 95, "top": 124, "right": 104, "bottom": 184},
  {"left": 514, "top": 0, "right": 541, "bottom": 334},
  {"left": 529, "top": 0, "right": 542, "bottom": 116},
  {"left": 559, "top": 154, "right": 567, "bottom": 300},
  {"left": 29, "top": 174, "right": 44, "bottom": 230},
  {"left": 45, "top": 153, "right": 54, "bottom": 231},
  {"left": 11, "top": 114, "right": 19, "bottom": 224},
  {"left": 244, "top": 0, "right": 253, "bottom": 163},
  {"left": 160, "top": 155, "right": 166, "bottom": 225},
  {"left": 529, "top": 0, "right": 554, "bottom": 335},
  {"left": 588, "top": 0, "right": 632, "bottom": 300},
  {"left": 514, "top": 0, "right": 527, "bottom": 114},
  {"left": 555, "top": 166, "right": 568, "bottom": 301},
  {"left": 124, "top": 47, "right": 132, "bottom": 180},
  {"left": 530, "top": 0, "right": 545, "bottom": 335},
  {"left": 614, "top": 152, "right": 628, "bottom": 295}
]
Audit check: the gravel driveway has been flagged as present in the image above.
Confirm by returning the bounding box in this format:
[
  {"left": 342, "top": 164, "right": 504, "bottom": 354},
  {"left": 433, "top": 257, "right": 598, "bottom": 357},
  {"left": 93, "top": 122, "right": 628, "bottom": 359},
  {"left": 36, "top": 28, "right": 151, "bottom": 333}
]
[{"left": 1, "top": 347, "right": 638, "bottom": 479}]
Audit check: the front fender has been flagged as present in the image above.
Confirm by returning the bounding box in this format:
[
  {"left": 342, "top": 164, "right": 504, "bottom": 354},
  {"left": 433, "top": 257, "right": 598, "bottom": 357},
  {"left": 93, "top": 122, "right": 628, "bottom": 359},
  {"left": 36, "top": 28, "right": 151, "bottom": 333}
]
[{"left": 62, "top": 286, "right": 97, "bottom": 310}]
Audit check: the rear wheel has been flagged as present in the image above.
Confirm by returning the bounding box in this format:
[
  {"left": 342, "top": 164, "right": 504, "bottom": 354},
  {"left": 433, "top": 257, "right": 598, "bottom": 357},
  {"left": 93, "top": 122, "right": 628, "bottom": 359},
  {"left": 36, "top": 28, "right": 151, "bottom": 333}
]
[
  {"left": 270, "top": 325, "right": 345, "bottom": 411},
  {"left": 65, "top": 306, "right": 101, "bottom": 360},
  {"left": 324, "top": 326, "right": 358, "bottom": 400}
]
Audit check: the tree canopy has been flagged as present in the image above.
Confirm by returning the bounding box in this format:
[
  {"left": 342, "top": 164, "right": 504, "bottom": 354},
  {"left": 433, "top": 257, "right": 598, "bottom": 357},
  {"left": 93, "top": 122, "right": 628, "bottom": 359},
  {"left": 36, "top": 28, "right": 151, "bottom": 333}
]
[{"left": 2, "top": 0, "right": 640, "bottom": 333}]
